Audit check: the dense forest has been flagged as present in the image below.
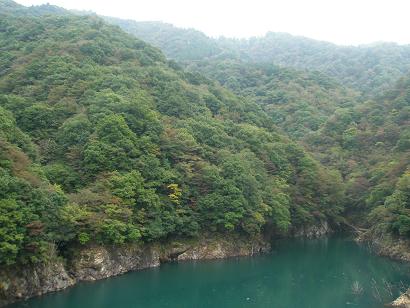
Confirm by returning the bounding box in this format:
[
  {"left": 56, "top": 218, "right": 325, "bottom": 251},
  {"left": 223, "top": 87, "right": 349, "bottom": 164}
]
[
  {"left": 0, "top": 0, "right": 408, "bottom": 272},
  {"left": 0, "top": 1, "right": 346, "bottom": 266},
  {"left": 107, "top": 16, "right": 409, "bottom": 237},
  {"left": 306, "top": 76, "right": 410, "bottom": 224},
  {"left": 183, "top": 59, "right": 360, "bottom": 139}
]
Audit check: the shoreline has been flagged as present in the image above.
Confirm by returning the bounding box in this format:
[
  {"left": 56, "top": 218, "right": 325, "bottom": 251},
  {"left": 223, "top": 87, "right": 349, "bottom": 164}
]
[
  {"left": 4, "top": 224, "right": 409, "bottom": 307},
  {"left": 0, "top": 235, "right": 270, "bottom": 307},
  {"left": 0, "top": 220, "right": 332, "bottom": 307}
]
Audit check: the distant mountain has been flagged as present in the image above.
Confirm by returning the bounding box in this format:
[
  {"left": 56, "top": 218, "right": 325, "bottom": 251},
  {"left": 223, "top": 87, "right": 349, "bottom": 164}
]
[
  {"left": 220, "top": 33, "right": 410, "bottom": 95},
  {"left": 5, "top": 1, "right": 410, "bottom": 95},
  {"left": 103, "top": 18, "right": 225, "bottom": 61},
  {"left": 0, "top": 0, "right": 69, "bottom": 16},
  {"left": 105, "top": 19, "right": 410, "bottom": 95}
]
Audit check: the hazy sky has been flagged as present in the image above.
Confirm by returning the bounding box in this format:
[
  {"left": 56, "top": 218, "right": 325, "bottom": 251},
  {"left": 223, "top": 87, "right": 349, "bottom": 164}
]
[{"left": 15, "top": 0, "right": 410, "bottom": 45}]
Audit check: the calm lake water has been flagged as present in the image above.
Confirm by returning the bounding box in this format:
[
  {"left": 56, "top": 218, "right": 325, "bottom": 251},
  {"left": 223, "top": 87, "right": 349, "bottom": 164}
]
[{"left": 10, "top": 237, "right": 410, "bottom": 308}]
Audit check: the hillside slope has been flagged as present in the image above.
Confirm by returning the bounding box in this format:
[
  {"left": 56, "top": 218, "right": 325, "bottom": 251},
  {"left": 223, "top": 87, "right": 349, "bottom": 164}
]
[
  {"left": 305, "top": 75, "right": 410, "bottom": 226},
  {"left": 0, "top": 3, "right": 344, "bottom": 267},
  {"left": 102, "top": 13, "right": 410, "bottom": 243},
  {"left": 185, "top": 59, "right": 360, "bottom": 139}
]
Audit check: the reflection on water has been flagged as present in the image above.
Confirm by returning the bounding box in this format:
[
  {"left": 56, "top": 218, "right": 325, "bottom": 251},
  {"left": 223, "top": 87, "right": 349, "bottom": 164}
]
[{"left": 9, "top": 236, "right": 410, "bottom": 308}]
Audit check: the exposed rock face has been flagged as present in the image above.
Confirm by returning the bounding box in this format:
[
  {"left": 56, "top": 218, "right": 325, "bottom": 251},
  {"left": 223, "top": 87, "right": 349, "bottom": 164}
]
[
  {"left": 0, "top": 236, "right": 270, "bottom": 307},
  {"left": 70, "top": 244, "right": 161, "bottom": 281},
  {"left": 357, "top": 232, "right": 410, "bottom": 262},
  {"left": 293, "top": 220, "right": 331, "bottom": 238},
  {"left": 0, "top": 261, "right": 75, "bottom": 307},
  {"left": 372, "top": 237, "right": 410, "bottom": 263},
  {"left": 162, "top": 237, "right": 270, "bottom": 262},
  {"left": 389, "top": 288, "right": 410, "bottom": 308}
]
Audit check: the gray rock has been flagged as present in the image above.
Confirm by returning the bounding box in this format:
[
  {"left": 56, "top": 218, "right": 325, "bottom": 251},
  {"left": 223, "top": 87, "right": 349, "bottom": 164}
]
[
  {"left": 70, "top": 244, "right": 160, "bottom": 281},
  {"left": 0, "top": 236, "right": 269, "bottom": 307},
  {"left": 293, "top": 220, "right": 331, "bottom": 238},
  {"left": 0, "top": 261, "right": 75, "bottom": 307}
]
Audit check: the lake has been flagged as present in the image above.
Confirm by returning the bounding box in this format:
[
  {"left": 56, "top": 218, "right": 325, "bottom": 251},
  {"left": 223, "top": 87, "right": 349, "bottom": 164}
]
[{"left": 9, "top": 236, "right": 410, "bottom": 308}]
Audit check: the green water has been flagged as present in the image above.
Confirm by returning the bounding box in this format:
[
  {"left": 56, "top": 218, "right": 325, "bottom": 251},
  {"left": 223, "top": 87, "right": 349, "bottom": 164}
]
[{"left": 10, "top": 237, "right": 410, "bottom": 308}]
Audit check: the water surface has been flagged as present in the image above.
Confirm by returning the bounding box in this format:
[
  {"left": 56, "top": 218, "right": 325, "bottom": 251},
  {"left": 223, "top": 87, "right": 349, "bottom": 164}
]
[{"left": 10, "top": 237, "right": 410, "bottom": 308}]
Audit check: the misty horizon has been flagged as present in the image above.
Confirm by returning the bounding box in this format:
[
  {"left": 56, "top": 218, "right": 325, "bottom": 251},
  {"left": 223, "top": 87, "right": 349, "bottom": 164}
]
[{"left": 14, "top": 0, "right": 410, "bottom": 46}]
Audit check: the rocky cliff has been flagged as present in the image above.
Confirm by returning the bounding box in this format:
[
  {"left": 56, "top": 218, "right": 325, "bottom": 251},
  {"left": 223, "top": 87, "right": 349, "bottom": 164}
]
[
  {"left": 357, "top": 231, "right": 410, "bottom": 262},
  {"left": 292, "top": 220, "right": 332, "bottom": 238},
  {"left": 0, "top": 260, "right": 75, "bottom": 306},
  {"left": 0, "top": 236, "right": 269, "bottom": 307}
]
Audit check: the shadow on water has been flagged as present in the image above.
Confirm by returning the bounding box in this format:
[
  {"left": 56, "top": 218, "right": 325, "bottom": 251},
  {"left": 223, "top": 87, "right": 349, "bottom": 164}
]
[{"left": 9, "top": 236, "right": 410, "bottom": 308}]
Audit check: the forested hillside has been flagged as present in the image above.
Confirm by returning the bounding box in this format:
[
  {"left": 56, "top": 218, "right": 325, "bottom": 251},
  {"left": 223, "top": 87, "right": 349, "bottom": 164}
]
[
  {"left": 0, "top": 0, "right": 409, "bottom": 271},
  {"left": 305, "top": 75, "right": 410, "bottom": 227},
  {"left": 104, "top": 15, "right": 410, "bottom": 243},
  {"left": 184, "top": 59, "right": 359, "bottom": 139},
  {"left": 183, "top": 57, "right": 409, "bottom": 230},
  {"left": 108, "top": 19, "right": 410, "bottom": 95},
  {"left": 0, "top": 2, "right": 345, "bottom": 266},
  {"left": 178, "top": 57, "right": 410, "bottom": 233}
]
